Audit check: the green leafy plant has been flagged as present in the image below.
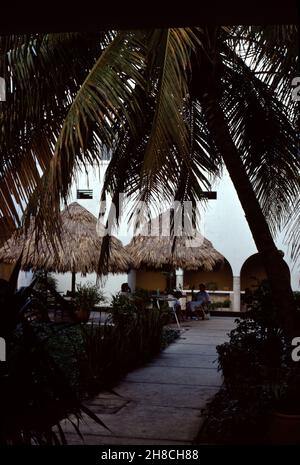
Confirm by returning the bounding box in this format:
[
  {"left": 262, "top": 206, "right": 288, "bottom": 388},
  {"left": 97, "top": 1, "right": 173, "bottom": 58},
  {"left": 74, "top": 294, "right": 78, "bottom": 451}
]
[
  {"left": 161, "top": 327, "right": 180, "bottom": 349},
  {"left": 78, "top": 294, "right": 168, "bottom": 395},
  {"left": 210, "top": 299, "right": 231, "bottom": 309},
  {"left": 33, "top": 271, "right": 58, "bottom": 293},
  {"left": 134, "top": 288, "right": 152, "bottom": 306},
  {"left": 217, "top": 318, "right": 289, "bottom": 401},
  {"left": 200, "top": 318, "right": 289, "bottom": 443},
  {"left": 201, "top": 281, "right": 300, "bottom": 444},
  {"left": 74, "top": 283, "right": 106, "bottom": 322},
  {"left": 74, "top": 283, "right": 105, "bottom": 311},
  {"left": 198, "top": 387, "right": 269, "bottom": 444},
  {"left": 109, "top": 293, "right": 138, "bottom": 326},
  {"left": 242, "top": 280, "right": 282, "bottom": 328},
  {"left": 0, "top": 268, "right": 106, "bottom": 445}
]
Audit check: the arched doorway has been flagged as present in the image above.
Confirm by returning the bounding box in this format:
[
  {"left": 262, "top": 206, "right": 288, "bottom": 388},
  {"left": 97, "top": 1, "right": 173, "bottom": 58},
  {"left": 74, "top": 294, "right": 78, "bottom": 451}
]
[
  {"left": 183, "top": 259, "right": 233, "bottom": 308},
  {"left": 183, "top": 258, "right": 233, "bottom": 291},
  {"left": 241, "top": 253, "right": 267, "bottom": 291}
]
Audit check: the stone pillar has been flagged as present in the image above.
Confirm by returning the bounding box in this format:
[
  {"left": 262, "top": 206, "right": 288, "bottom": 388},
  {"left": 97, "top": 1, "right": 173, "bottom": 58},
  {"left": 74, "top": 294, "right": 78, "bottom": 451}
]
[
  {"left": 232, "top": 275, "right": 241, "bottom": 312},
  {"left": 128, "top": 269, "right": 136, "bottom": 292},
  {"left": 175, "top": 268, "right": 184, "bottom": 290}
]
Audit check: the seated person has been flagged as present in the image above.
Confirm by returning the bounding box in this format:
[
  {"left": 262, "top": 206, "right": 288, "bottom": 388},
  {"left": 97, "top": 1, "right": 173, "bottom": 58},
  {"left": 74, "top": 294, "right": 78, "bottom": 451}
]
[
  {"left": 187, "top": 283, "right": 210, "bottom": 320},
  {"left": 120, "top": 283, "right": 131, "bottom": 295}
]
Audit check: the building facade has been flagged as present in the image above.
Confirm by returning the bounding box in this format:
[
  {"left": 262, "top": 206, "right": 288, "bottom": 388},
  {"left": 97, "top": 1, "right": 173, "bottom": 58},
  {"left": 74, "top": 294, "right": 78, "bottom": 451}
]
[{"left": 16, "top": 162, "right": 300, "bottom": 310}]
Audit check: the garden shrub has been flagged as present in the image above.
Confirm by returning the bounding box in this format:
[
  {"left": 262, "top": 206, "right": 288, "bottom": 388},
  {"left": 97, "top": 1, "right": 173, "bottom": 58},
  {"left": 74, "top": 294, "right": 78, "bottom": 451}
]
[
  {"left": 0, "top": 282, "right": 179, "bottom": 443},
  {"left": 161, "top": 327, "right": 180, "bottom": 349},
  {"left": 217, "top": 318, "right": 289, "bottom": 401},
  {"left": 2, "top": 321, "right": 87, "bottom": 444},
  {"left": 209, "top": 299, "right": 231, "bottom": 309},
  {"left": 80, "top": 293, "right": 171, "bottom": 394},
  {"left": 199, "top": 281, "right": 299, "bottom": 443}
]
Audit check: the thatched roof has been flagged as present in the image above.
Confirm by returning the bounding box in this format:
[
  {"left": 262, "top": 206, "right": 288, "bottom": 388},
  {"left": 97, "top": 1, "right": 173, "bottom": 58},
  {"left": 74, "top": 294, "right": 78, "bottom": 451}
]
[
  {"left": 126, "top": 210, "right": 224, "bottom": 271},
  {"left": 0, "top": 202, "right": 130, "bottom": 274}
]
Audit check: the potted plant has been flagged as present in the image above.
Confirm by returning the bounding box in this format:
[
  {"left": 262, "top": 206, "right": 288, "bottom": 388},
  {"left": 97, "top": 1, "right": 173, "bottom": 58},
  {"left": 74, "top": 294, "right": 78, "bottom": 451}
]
[
  {"left": 268, "top": 368, "right": 300, "bottom": 444},
  {"left": 74, "top": 283, "right": 105, "bottom": 323}
]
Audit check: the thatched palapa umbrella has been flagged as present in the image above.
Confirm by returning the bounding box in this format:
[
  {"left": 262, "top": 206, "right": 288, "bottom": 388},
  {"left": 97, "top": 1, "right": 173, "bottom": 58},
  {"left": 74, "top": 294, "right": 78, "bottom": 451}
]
[
  {"left": 126, "top": 210, "right": 224, "bottom": 271},
  {"left": 127, "top": 234, "right": 224, "bottom": 271},
  {"left": 0, "top": 202, "right": 130, "bottom": 293}
]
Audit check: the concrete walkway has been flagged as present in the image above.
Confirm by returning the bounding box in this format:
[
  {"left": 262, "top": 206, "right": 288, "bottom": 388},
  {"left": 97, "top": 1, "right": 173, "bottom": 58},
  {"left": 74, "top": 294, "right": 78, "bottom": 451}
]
[{"left": 63, "top": 317, "right": 235, "bottom": 445}]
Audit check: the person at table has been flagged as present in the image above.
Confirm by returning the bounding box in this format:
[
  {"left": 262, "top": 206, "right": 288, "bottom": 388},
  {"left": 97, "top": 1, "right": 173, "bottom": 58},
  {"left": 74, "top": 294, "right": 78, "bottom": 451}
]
[
  {"left": 187, "top": 283, "right": 210, "bottom": 319},
  {"left": 120, "top": 283, "right": 131, "bottom": 295}
]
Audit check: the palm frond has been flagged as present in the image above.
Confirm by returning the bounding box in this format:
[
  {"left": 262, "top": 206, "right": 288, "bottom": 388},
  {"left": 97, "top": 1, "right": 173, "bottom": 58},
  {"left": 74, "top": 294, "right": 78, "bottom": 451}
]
[
  {"left": 99, "top": 33, "right": 220, "bottom": 232},
  {"left": 224, "top": 25, "right": 299, "bottom": 108},
  {"left": 220, "top": 38, "right": 300, "bottom": 234},
  {"left": 0, "top": 32, "right": 109, "bottom": 233},
  {"left": 138, "top": 29, "right": 199, "bottom": 201},
  {"left": 1, "top": 26, "right": 299, "bottom": 273},
  {"left": 28, "top": 31, "right": 149, "bottom": 239},
  {"left": 285, "top": 199, "right": 300, "bottom": 263}
]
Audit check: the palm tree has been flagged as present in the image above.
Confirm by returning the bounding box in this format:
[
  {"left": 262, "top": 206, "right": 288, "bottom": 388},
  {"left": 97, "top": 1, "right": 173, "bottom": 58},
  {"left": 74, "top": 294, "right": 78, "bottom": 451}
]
[
  {"left": 0, "top": 27, "right": 299, "bottom": 333},
  {"left": 188, "top": 26, "right": 299, "bottom": 333}
]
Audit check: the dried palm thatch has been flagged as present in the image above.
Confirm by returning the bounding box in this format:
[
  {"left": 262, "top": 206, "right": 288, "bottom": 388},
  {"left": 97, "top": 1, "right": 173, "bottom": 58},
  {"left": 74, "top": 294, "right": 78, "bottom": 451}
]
[
  {"left": 0, "top": 202, "right": 130, "bottom": 274},
  {"left": 126, "top": 210, "right": 224, "bottom": 271}
]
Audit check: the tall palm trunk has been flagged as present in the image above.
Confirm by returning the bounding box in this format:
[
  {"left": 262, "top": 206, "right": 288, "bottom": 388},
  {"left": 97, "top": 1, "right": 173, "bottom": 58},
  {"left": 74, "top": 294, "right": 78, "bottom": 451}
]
[{"left": 196, "top": 73, "right": 296, "bottom": 335}]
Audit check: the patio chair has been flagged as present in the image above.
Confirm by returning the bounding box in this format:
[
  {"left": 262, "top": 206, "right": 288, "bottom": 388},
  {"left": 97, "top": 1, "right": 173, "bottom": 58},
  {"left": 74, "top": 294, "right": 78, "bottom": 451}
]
[
  {"left": 158, "top": 296, "right": 181, "bottom": 329},
  {"left": 186, "top": 301, "right": 210, "bottom": 320},
  {"left": 195, "top": 302, "right": 210, "bottom": 320},
  {"left": 178, "top": 296, "right": 187, "bottom": 320}
]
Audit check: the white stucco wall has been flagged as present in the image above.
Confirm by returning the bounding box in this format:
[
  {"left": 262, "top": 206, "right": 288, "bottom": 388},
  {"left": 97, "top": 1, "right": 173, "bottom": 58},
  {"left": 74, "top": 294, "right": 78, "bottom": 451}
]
[
  {"left": 54, "top": 271, "right": 128, "bottom": 304},
  {"left": 199, "top": 171, "right": 257, "bottom": 276},
  {"left": 197, "top": 171, "right": 299, "bottom": 290}
]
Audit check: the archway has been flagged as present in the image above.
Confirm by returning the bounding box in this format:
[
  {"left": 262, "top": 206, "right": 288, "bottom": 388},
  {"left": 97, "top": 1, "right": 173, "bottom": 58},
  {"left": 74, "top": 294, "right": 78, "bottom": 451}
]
[
  {"left": 183, "top": 258, "right": 233, "bottom": 291},
  {"left": 183, "top": 259, "right": 234, "bottom": 308},
  {"left": 240, "top": 253, "right": 267, "bottom": 291}
]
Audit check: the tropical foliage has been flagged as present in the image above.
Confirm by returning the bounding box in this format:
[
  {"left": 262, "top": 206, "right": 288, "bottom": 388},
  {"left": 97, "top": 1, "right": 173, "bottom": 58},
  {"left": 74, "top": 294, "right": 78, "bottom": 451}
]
[
  {"left": 0, "top": 267, "right": 177, "bottom": 444},
  {"left": 0, "top": 267, "right": 105, "bottom": 444},
  {"left": 74, "top": 283, "right": 105, "bottom": 311},
  {"left": 0, "top": 27, "right": 298, "bottom": 240},
  {"left": 0, "top": 26, "right": 299, "bottom": 332},
  {"left": 80, "top": 301, "right": 178, "bottom": 395},
  {"left": 199, "top": 281, "right": 300, "bottom": 444}
]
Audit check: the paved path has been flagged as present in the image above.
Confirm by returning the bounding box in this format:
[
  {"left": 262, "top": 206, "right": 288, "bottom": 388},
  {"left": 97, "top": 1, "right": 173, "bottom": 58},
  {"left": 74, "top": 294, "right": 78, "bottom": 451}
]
[{"left": 63, "top": 317, "right": 235, "bottom": 445}]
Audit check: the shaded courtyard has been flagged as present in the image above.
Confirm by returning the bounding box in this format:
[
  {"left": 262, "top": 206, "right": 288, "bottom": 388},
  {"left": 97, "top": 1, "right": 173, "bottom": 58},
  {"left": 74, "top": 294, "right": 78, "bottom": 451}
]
[{"left": 61, "top": 317, "right": 235, "bottom": 445}]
